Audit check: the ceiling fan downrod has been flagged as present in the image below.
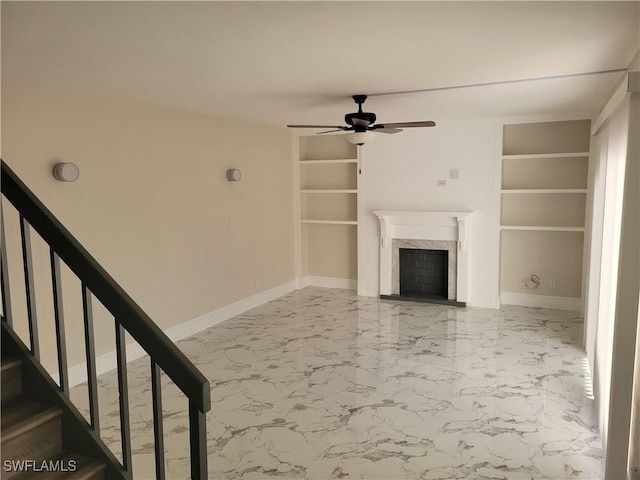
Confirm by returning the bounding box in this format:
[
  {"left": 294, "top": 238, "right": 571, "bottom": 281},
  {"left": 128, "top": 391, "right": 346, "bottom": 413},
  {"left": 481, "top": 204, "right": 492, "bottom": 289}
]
[{"left": 352, "top": 94, "right": 367, "bottom": 111}]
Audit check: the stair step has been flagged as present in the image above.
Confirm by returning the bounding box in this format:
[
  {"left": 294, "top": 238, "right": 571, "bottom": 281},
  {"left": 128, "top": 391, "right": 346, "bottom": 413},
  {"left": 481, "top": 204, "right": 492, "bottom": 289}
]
[
  {"left": 1, "top": 358, "right": 22, "bottom": 372},
  {"left": 1, "top": 358, "right": 22, "bottom": 403},
  {"left": 9, "top": 452, "right": 105, "bottom": 480},
  {"left": 1, "top": 399, "right": 63, "bottom": 479},
  {"left": 1, "top": 400, "right": 62, "bottom": 443},
  {"left": 1, "top": 346, "right": 107, "bottom": 479}
]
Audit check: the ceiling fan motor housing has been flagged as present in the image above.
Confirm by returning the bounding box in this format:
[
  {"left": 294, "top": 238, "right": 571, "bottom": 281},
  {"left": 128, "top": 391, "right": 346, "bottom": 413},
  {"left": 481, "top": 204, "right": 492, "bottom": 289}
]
[{"left": 345, "top": 112, "right": 377, "bottom": 131}]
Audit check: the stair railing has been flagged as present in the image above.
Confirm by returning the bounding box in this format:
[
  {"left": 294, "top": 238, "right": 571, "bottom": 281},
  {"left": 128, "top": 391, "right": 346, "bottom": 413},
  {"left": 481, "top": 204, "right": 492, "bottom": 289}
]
[{"left": 0, "top": 160, "right": 211, "bottom": 479}]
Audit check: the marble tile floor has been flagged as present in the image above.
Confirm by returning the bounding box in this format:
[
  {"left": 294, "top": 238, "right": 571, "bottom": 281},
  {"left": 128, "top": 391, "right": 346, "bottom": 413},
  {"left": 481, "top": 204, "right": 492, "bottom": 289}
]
[{"left": 70, "top": 287, "right": 603, "bottom": 479}]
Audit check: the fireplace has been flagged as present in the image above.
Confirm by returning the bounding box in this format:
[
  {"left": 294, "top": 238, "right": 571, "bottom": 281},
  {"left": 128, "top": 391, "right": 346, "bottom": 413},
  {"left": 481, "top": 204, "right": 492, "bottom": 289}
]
[
  {"left": 400, "top": 248, "right": 448, "bottom": 299},
  {"left": 373, "top": 211, "right": 471, "bottom": 306}
]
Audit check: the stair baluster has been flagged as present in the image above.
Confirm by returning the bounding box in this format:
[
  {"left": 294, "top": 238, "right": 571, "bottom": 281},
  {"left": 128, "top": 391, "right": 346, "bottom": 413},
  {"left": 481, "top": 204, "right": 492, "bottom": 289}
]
[
  {"left": 151, "top": 359, "right": 166, "bottom": 480},
  {"left": 115, "top": 321, "right": 133, "bottom": 472},
  {"left": 1, "top": 205, "right": 13, "bottom": 326},
  {"left": 50, "top": 248, "right": 70, "bottom": 394},
  {"left": 19, "top": 216, "right": 39, "bottom": 359},
  {"left": 82, "top": 284, "right": 101, "bottom": 434}
]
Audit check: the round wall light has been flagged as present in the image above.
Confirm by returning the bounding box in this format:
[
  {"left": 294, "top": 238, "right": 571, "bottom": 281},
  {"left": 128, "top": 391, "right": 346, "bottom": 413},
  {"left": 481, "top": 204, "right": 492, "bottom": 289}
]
[
  {"left": 53, "top": 162, "right": 80, "bottom": 182},
  {"left": 226, "top": 168, "right": 241, "bottom": 182}
]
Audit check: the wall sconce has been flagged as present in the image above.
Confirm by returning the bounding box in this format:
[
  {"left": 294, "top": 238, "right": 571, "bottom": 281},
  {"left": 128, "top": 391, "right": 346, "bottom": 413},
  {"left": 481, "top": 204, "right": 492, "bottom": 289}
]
[
  {"left": 53, "top": 162, "right": 80, "bottom": 182},
  {"left": 226, "top": 168, "right": 241, "bottom": 182}
]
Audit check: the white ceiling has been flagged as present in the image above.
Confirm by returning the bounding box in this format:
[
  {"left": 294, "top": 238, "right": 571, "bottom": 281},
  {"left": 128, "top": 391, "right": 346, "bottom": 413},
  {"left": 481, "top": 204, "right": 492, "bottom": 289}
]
[{"left": 3, "top": 1, "right": 639, "bottom": 128}]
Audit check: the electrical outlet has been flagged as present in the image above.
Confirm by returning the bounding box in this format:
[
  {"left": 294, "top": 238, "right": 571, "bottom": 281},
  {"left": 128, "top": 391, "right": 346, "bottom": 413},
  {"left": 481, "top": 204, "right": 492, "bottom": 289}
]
[
  {"left": 437, "top": 179, "right": 447, "bottom": 187},
  {"left": 229, "top": 217, "right": 237, "bottom": 230},
  {"left": 549, "top": 278, "right": 557, "bottom": 289},
  {"left": 449, "top": 169, "right": 460, "bottom": 180}
]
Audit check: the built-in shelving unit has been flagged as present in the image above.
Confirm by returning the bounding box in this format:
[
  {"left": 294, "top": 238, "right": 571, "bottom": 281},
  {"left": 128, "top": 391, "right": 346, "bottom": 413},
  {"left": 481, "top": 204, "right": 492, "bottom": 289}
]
[
  {"left": 499, "top": 119, "right": 591, "bottom": 307},
  {"left": 298, "top": 136, "right": 359, "bottom": 285}
]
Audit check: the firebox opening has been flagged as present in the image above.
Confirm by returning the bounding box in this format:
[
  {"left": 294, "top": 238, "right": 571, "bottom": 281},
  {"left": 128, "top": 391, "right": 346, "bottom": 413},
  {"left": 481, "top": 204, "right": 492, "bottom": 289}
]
[{"left": 399, "top": 248, "right": 448, "bottom": 300}]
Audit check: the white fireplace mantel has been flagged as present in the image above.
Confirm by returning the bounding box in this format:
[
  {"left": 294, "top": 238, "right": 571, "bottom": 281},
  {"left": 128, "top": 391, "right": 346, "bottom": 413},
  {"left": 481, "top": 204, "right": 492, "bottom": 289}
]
[{"left": 373, "top": 210, "right": 472, "bottom": 302}]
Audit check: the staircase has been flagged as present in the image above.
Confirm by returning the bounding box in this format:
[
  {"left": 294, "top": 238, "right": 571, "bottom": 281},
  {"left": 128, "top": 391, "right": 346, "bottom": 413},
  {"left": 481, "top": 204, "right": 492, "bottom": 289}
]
[
  {"left": 0, "top": 159, "right": 210, "bottom": 479},
  {"left": 1, "top": 358, "right": 105, "bottom": 480}
]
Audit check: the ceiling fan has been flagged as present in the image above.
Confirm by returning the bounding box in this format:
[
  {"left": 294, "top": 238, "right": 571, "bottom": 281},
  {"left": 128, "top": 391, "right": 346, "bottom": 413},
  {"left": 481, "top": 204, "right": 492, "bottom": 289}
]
[{"left": 287, "top": 94, "right": 435, "bottom": 144}]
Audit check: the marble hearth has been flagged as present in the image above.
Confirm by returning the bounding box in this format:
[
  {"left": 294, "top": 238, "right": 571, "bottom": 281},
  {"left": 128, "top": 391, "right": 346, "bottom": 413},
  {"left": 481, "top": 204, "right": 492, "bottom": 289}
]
[{"left": 373, "top": 211, "right": 471, "bottom": 304}]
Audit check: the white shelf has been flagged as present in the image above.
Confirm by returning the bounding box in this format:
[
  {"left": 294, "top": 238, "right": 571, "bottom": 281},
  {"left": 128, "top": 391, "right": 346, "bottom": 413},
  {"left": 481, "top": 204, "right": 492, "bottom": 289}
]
[
  {"left": 500, "top": 225, "right": 585, "bottom": 232},
  {"left": 300, "top": 159, "right": 358, "bottom": 164},
  {"left": 300, "top": 189, "right": 357, "bottom": 194},
  {"left": 502, "top": 152, "right": 590, "bottom": 160},
  {"left": 501, "top": 189, "right": 588, "bottom": 194},
  {"left": 301, "top": 220, "right": 358, "bottom": 225}
]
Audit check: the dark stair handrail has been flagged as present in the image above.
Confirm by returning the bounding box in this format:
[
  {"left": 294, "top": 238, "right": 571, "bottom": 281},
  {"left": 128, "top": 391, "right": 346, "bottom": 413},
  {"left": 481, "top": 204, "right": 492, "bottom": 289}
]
[{"left": 1, "top": 160, "right": 210, "bottom": 479}]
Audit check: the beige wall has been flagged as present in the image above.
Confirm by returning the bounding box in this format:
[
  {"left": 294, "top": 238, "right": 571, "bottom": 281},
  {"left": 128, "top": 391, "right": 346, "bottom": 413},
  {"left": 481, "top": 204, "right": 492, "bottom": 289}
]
[
  {"left": 502, "top": 120, "right": 591, "bottom": 155},
  {"left": 303, "top": 224, "right": 357, "bottom": 279},
  {"left": 500, "top": 230, "right": 584, "bottom": 298},
  {"left": 2, "top": 84, "right": 295, "bottom": 371}
]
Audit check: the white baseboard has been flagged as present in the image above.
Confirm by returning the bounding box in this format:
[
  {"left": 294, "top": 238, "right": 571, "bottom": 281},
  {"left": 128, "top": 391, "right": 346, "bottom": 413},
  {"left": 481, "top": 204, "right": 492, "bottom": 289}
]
[
  {"left": 304, "top": 276, "right": 357, "bottom": 290},
  {"left": 61, "top": 279, "right": 300, "bottom": 388},
  {"left": 61, "top": 344, "right": 148, "bottom": 389},
  {"left": 163, "top": 279, "right": 299, "bottom": 343},
  {"left": 500, "top": 291, "right": 582, "bottom": 311}
]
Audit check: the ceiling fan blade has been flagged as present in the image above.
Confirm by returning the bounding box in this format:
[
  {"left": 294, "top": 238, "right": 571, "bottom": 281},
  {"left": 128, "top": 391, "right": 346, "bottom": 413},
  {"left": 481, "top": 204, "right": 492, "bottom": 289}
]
[
  {"left": 287, "top": 125, "right": 348, "bottom": 129},
  {"left": 317, "top": 129, "right": 347, "bottom": 135},
  {"left": 370, "top": 127, "right": 402, "bottom": 134},
  {"left": 373, "top": 121, "right": 436, "bottom": 128}
]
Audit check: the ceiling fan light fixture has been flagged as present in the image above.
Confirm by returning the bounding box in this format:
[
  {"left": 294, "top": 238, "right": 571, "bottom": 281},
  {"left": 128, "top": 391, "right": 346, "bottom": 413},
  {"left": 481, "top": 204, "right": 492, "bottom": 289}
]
[{"left": 346, "top": 131, "right": 376, "bottom": 145}]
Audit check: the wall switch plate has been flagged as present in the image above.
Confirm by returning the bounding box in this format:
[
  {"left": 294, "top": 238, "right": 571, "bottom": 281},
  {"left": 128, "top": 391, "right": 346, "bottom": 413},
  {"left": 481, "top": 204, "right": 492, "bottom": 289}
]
[
  {"left": 449, "top": 169, "right": 460, "bottom": 180},
  {"left": 549, "top": 278, "right": 557, "bottom": 289},
  {"left": 437, "top": 179, "right": 447, "bottom": 187}
]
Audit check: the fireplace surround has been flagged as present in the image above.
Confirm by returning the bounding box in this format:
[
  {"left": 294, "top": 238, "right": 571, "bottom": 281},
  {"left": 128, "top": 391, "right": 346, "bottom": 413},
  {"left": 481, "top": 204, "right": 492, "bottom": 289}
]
[{"left": 373, "top": 211, "right": 471, "bottom": 306}]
